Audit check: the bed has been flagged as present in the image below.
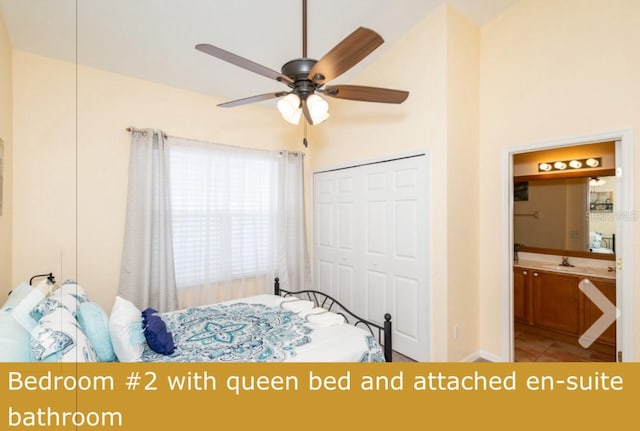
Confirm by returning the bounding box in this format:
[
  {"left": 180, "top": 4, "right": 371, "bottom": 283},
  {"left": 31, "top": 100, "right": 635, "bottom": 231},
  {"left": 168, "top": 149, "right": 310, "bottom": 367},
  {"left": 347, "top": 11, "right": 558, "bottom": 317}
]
[
  {"left": 141, "top": 278, "right": 392, "bottom": 363},
  {"left": 2, "top": 275, "right": 392, "bottom": 363},
  {"left": 589, "top": 232, "right": 615, "bottom": 254}
]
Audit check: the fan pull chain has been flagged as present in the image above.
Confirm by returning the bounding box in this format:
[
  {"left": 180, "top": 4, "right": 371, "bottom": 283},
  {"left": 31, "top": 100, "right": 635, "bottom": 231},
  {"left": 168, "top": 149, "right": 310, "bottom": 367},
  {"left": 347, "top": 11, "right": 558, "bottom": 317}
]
[{"left": 303, "top": 121, "right": 308, "bottom": 148}]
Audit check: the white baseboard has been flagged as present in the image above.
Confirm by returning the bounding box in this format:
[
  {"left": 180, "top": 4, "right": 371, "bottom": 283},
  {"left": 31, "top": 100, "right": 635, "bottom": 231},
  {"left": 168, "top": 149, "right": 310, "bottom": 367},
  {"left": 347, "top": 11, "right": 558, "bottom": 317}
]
[{"left": 460, "top": 350, "right": 504, "bottom": 362}]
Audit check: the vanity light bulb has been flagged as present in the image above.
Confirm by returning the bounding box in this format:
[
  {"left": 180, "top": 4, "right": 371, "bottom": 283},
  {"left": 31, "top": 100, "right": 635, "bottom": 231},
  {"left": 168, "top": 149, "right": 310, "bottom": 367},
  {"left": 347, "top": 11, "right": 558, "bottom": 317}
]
[
  {"left": 586, "top": 158, "right": 600, "bottom": 168},
  {"left": 569, "top": 160, "right": 582, "bottom": 169},
  {"left": 554, "top": 161, "right": 567, "bottom": 170},
  {"left": 539, "top": 163, "right": 552, "bottom": 172}
]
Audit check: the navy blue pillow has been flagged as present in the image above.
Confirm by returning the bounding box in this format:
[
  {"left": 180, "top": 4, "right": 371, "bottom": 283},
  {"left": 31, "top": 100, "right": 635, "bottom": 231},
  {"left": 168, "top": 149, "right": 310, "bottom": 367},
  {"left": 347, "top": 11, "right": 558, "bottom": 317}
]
[{"left": 141, "top": 308, "right": 175, "bottom": 355}]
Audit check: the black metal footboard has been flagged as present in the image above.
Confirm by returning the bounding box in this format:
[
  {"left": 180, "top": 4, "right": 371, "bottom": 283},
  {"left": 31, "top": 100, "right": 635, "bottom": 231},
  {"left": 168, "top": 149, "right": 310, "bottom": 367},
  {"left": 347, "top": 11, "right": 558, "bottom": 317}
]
[{"left": 274, "top": 277, "right": 393, "bottom": 362}]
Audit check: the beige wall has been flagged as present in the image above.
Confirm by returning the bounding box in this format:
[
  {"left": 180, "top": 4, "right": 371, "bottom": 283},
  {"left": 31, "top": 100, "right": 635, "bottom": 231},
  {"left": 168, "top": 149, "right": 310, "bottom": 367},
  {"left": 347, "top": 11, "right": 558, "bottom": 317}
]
[
  {"left": 310, "top": 5, "right": 480, "bottom": 361},
  {"left": 0, "top": 9, "right": 12, "bottom": 294},
  {"left": 12, "top": 51, "right": 302, "bottom": 312},
  {"left": 479, "top": 0, "right": 640, "bottom": 358},
  {"left": 445, "top": 7, "right": 480, "bottom": 361}
]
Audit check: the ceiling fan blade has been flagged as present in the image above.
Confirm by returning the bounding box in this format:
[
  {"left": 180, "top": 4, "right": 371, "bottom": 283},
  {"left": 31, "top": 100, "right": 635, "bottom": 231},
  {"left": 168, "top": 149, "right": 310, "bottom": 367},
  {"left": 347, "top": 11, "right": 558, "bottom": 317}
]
[
  {"left": 196, "top": 43, "right": 293, "bottom": 85},
  {"left": 301, "top": 98, "right": 314, "bottom": 125},
  {"left": 218, "top": 91, "right": 288, "bottom": 108},
  {"left": 308, "top": 27, "right": 383, "bottom": 85},
  {"left": 323, "top": 85, "right": 409, "bottom": 104}
]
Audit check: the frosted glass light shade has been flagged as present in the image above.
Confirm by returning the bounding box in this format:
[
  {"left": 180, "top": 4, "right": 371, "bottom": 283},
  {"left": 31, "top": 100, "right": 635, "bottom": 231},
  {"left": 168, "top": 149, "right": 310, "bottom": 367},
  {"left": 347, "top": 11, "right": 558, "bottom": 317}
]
[
  {"left": 586, "top": 158, "right": 600, "bottom": 168},
  {"left": 277, "top": 94, "right": 302, "bottom": 125},
  {"left": 569, "top": 160, "right": 582, "bottom": 169},
  {"left": 306, "top": 94, "right": 330, "bottom": 124},
  {"left": 553, "top": 161, "right": 567, "bottom": 170}
]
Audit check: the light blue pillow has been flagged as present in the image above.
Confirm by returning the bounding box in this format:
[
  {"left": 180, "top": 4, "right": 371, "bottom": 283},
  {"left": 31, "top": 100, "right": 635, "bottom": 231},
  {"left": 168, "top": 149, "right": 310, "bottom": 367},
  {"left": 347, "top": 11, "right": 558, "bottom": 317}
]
[
  {"left": 1, "top": 283, "right": 33, "bottom": 311},
  {"left": 77, "top": 301, "right": 116, "bottom": 362},
  {"left": 0, "top": 310, "right": 32, "bottom": 362},
  {"left": 0, "top": 283, "right": 41, "bottom": 362}
]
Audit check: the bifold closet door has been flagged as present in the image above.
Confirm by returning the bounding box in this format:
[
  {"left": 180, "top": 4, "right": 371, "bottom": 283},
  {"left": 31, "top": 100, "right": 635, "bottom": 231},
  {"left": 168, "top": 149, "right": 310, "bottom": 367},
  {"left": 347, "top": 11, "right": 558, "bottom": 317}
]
[{"left": 313, "top": 155, "right": 428, "bottom": 361}]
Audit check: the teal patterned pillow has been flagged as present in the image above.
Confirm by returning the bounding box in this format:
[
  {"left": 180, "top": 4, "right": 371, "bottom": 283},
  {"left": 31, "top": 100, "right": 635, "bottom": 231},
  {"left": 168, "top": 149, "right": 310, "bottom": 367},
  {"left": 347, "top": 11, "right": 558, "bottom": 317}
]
[
  {"left": 31, "top": 282, "right": 88, "bottom": 321},
  {"left": 30, "top": 307, "right": 97, "bottom": 362}
]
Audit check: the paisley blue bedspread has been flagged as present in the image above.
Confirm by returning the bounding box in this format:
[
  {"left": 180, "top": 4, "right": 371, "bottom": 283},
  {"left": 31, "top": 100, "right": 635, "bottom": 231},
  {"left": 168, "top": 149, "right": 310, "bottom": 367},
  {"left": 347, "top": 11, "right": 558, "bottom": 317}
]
[{"left": 142, "top": 302, "right": 314, "bottom": 362}]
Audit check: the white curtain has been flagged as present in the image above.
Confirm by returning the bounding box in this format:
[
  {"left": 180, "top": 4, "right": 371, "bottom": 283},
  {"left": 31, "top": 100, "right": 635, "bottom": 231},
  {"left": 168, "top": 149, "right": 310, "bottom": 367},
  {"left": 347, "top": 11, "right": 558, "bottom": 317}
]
[
  {"left": 119, "top": 132, "right": 311, "bottom": 310},
  {"left": 169, "top": 137, "right": 278, "bottom": 306},
  {"left": 277, "top": 151, "right": 312, "bottom": 293},
  {"left": 168, "top": 138, "right": 310, "bottom": 308},
  {"left": 118, "top": 129, "right": 179, "bottom": 312}
]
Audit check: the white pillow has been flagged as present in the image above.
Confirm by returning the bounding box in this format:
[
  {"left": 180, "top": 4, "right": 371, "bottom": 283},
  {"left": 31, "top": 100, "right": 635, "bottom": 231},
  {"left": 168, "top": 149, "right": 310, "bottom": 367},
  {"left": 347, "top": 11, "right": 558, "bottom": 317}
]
[
  {"left": 109, "top": 296, "right": 145, "bottom": 362},
  {"left": 30, "top": 307, "right": 98, "bottom": 362}
]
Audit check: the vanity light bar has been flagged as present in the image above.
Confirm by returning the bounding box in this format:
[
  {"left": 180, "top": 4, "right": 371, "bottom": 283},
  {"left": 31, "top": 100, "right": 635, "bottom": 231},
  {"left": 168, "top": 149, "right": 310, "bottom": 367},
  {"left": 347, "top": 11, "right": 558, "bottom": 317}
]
[{"left": 538, "top": 157, "right": 601, "bottom": 172}]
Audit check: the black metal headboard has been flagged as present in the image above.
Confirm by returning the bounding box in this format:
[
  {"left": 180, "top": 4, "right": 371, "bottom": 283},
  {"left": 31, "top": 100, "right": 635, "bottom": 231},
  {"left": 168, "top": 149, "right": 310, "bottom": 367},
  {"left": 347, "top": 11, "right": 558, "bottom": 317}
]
[
  {"left": 29, "top": 272, "right": 56, "bottom": 286},
  {"left": 274, "top": 277, "right": 393, "bottom": 362}
]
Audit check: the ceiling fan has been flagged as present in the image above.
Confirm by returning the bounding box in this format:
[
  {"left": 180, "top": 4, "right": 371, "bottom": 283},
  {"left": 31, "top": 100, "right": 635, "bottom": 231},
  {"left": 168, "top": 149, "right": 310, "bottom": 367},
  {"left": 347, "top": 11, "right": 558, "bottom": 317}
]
[{"left": 195, "top": 0, "right": 409, "bottom": 130}]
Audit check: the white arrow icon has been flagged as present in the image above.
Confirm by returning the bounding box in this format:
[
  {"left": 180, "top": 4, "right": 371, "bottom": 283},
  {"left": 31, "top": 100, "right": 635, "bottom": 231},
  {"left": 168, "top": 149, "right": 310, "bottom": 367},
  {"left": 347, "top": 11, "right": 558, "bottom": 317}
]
[{"left": 578, "top": 278, "right": 620, "bottom": 348}]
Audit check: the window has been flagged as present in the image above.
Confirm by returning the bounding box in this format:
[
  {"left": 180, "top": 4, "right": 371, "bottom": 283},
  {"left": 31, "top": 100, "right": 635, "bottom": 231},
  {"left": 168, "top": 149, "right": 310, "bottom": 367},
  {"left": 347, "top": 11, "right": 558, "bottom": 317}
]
[{"left": 169, "top": 142, "right": 279, "bottom": 289}]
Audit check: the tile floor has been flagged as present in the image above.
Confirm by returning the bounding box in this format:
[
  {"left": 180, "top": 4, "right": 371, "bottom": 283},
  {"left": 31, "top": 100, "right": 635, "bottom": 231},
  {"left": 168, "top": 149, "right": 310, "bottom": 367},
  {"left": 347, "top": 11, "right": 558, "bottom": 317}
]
[
  {"left": 390, "top": 331, "right": 615, "bottom": 362},
  {"left": 514, "top": 330, "right": 615, "bottom": 362},
  {"left": 392, "top": 351, "right": 416, "bottom": 362}
]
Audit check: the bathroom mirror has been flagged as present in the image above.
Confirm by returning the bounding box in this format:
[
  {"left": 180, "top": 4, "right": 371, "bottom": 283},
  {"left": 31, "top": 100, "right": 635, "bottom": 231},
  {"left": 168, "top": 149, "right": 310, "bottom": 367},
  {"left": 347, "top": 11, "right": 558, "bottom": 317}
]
[{"left": 513, "top": 175, "right": 616, "bottom": 260}]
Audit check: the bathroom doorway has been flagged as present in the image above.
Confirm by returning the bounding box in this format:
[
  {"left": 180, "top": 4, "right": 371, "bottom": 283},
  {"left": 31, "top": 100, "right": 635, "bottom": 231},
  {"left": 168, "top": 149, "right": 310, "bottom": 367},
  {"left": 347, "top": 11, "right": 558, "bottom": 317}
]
[{"left": 504, "top": 131, "right": 634, "bottom": 362}]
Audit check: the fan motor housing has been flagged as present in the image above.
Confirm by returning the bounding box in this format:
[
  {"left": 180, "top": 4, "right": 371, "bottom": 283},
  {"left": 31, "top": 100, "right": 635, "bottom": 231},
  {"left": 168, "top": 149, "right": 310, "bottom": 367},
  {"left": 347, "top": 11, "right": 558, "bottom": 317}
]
[{"left": 281, "top": 58, "right": 318, "bottom": 82}]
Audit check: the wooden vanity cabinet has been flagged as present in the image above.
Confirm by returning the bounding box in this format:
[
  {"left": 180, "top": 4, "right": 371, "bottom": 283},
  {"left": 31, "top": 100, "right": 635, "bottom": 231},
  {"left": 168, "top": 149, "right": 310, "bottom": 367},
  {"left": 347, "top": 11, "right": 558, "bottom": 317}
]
[
  {"left": 532, "top": 270, "right": 580, "bottom": 336},
  {"left": 513, "top": 267, "right": 532, "bottom": 324},
  {"left": 582, "top": 276, "right": 616, "bottom": 346},
  {"left": 514, "top": 267, "right": 616, "bottom": 348}
]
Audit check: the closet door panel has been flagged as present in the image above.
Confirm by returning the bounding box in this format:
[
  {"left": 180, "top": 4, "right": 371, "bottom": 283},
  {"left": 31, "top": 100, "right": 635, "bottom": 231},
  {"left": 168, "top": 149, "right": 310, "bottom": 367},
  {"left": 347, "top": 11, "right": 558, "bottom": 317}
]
[{"left": 313, "top": 155, "right": 428, "bottom": 361}]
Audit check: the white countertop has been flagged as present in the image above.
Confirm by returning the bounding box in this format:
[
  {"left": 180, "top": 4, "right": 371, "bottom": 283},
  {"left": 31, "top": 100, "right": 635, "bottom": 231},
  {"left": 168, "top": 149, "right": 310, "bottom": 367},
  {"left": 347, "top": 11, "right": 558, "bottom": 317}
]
[{"left": 514, "top": 253, "right": 617, "bottom": 280}]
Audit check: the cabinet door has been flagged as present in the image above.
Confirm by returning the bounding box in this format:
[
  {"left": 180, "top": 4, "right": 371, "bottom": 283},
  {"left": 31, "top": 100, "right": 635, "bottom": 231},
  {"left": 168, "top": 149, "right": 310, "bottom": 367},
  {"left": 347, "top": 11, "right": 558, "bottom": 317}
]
[
  {"left": 532, "top": 271, "right": 580, "bottom": 335},
  {"left": 513, "top": 268, "right": 531, "bottom": 324},
  {"left": 581, "top": 277, "right": 616, "bottom": 346}
]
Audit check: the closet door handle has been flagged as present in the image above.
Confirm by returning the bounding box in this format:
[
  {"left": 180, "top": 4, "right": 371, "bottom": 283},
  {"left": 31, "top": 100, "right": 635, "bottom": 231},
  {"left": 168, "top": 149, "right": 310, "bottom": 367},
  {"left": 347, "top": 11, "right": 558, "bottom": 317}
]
[
  {"left": 533, "top": 272, "right": 539, "bottom": 277},
  {"left": 522, "top": 270, "right": 528, "bottom": 275}
]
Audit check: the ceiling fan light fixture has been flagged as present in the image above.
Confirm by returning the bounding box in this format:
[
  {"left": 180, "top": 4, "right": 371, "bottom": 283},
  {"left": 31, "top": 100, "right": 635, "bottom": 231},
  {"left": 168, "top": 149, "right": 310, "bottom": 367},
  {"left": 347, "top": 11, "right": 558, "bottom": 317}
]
[
  {"left": 277, "top": 93, "right": 302, "bottom": 125},
  {"left": 306, "top": 94, "right": 330, "bottom": 125}
]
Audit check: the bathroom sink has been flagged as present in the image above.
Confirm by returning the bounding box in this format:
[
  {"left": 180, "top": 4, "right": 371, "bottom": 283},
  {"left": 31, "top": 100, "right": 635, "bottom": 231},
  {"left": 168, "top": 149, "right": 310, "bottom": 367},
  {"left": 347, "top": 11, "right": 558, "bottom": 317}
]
[{"left": 541, "top": 264, "right": 584, "bottom": 273}]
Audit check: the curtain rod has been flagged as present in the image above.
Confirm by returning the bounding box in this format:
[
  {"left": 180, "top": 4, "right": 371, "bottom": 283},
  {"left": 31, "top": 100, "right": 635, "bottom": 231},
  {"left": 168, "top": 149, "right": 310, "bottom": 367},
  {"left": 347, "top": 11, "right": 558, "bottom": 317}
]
[
  {"left": 126, "top": 127, "right": 304, "bottom": 157},
  {"left": 126, "top": 127, "right": 167, "bottom": 139}
]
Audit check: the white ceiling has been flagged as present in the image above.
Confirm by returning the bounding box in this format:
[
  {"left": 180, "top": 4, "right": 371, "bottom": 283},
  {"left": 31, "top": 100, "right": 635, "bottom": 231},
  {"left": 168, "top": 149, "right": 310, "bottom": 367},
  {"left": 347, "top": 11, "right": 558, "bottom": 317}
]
[{"left": 0, "top": 0, "right": 519, "bottom": 102}]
